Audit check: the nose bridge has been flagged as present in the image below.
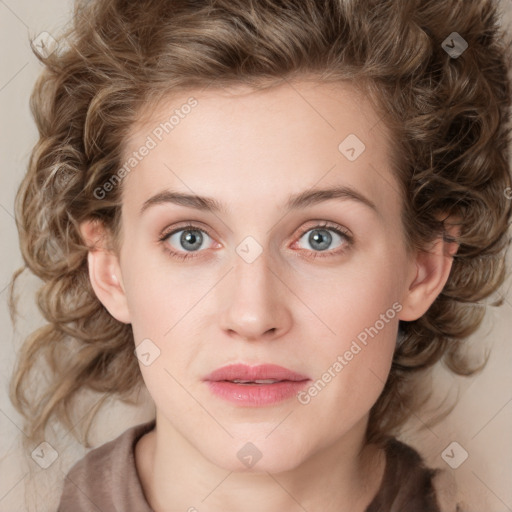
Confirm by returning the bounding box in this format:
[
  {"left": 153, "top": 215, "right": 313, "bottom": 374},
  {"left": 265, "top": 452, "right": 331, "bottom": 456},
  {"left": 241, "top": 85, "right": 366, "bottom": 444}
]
[
  {"left": 219, "top": 238, "right": 290, "bottom": 339},
  {"left": 234, "top": 242, "right": 272, "bottom": 298}
]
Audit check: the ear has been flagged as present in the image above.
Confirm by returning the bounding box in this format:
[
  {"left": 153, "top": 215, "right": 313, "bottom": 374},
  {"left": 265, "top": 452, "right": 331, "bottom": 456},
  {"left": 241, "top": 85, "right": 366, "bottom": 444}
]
[
  {"left": 399, "top": 214, "right": 461, "bottom": 321},
  {"left": 80, "top": 219, "right": 131, "bottom": 324}
]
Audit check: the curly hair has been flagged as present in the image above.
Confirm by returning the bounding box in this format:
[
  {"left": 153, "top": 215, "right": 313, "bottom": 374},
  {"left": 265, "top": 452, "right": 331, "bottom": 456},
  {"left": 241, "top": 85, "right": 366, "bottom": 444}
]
[{"left": 9, "top": 0, "right": 512, "bottom": 450}]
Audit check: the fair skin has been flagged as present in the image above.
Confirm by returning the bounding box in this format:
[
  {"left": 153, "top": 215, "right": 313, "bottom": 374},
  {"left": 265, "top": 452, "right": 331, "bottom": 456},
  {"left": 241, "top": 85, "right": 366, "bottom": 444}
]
[{"left": 81, "top": 80, "right": 458, "bottom": 512}]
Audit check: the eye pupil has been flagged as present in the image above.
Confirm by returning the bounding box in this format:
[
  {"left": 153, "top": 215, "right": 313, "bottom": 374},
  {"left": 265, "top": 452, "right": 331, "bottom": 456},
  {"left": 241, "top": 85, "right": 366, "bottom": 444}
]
[
  {"left": 181, "top": 230, "right": 203, "bottom": 251},
  {"left": 309, "top": 229, "right": 332, "bottom": 251}
]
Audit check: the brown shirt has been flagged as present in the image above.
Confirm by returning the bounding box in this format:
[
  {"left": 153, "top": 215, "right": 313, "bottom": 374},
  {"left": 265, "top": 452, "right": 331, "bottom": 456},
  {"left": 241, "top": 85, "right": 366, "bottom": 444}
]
[{"left": 57, "top": 420, "right": 461, "bottom": 511}]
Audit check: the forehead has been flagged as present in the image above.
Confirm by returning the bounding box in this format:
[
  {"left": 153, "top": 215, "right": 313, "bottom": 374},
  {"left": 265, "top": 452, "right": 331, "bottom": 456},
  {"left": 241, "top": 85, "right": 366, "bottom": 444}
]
[{"left": 120, "top": 80, "right": 400, "bottom": 222}]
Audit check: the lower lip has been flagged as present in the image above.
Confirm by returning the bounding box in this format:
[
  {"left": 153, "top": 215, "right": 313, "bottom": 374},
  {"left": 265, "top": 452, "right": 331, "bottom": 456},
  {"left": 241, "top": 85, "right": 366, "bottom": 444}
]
[{"left": 205, "top": 380, "right": 310, "bottom": 406}]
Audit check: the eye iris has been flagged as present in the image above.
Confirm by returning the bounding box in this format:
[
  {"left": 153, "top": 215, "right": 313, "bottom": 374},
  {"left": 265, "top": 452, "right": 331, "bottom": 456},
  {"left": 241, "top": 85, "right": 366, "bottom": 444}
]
[
  {"left": 181, "top": 230, "right": 203, "bottom": 251},
  {"left": 309, "top": 229, "right": 332, "bottom": 251}
]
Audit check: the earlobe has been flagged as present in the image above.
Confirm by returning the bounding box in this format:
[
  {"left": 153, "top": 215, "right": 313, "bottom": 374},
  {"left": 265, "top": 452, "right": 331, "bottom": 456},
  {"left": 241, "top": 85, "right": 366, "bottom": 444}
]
[
  {"left": 80, "top": 219, "right": 131, "bottom": 324},
  {"left": 399, "top": 220, "right": 460, "bottom": 322}
]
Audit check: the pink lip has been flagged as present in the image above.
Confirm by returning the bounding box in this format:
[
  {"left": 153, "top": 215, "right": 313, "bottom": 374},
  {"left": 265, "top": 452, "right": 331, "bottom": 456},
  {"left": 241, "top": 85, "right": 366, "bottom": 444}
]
[{"left": 203, "top": 364, "right": 311, "bottom": 406}]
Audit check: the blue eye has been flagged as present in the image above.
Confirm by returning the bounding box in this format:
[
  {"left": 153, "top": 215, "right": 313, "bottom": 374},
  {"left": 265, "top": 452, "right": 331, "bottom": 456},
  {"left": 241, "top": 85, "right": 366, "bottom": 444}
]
[
  {"left": 297, "top": 227, "right": 345, "bottom": 251},
  {"left": 160, "top": 225, "right": 213, "bottom": 258},
  {"left": 158, "top": 222, "right": 353, "bottom": 261},
  {"left": 294, "top": 223, "right": 352, "bottom": 258}
]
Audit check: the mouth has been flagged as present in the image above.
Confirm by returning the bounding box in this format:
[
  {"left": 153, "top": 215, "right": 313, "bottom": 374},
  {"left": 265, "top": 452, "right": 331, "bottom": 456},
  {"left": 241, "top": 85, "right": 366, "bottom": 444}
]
[
  {"left": 203, "top": 363, "right": 311, "bottom": 406},
  {"left": 204, "top": 363, "right": 309, "bottom": 382},
  {"left": 225, "top": 379, "right": 287, "bottom": 385}
]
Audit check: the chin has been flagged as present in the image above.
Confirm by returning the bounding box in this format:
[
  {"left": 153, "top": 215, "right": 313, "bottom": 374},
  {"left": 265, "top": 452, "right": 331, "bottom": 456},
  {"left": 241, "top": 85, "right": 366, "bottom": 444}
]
[{"left": 200, "top": 434, "right": 309, "bottom": 474}]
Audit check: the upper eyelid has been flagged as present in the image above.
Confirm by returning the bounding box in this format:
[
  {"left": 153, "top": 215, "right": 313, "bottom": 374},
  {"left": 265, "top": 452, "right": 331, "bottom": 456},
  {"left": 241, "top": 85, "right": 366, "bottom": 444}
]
[{"left": 160, "top": 221, "right": 210, "bottom": 238}]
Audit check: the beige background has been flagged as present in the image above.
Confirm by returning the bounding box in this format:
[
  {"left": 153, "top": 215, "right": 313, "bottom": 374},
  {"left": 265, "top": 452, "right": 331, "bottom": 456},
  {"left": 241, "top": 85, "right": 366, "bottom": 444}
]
[{"left": 0, "top": 1, "right": 511, "bottom": 510}]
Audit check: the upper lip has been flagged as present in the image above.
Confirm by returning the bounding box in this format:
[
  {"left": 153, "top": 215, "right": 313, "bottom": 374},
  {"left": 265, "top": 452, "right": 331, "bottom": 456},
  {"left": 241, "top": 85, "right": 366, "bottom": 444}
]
[{"left": 203, "top": 364, "right": 310, "bottom": 382}]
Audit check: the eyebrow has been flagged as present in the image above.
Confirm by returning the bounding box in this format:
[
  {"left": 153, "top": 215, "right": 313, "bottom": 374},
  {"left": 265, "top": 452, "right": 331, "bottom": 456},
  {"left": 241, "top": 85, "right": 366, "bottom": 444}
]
[{"left": 139, "top": 185, "right": 378, "bottom": 216}]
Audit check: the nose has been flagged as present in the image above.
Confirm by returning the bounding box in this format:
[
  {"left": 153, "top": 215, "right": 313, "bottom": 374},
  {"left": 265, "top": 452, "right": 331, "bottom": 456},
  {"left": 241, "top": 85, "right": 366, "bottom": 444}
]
[{"left": 218, "top": 248, "right": 292, "bottom": 342}]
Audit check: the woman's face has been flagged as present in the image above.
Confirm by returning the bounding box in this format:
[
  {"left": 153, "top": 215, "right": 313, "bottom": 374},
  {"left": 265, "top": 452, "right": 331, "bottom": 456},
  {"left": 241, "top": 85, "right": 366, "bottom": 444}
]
[{"left": 110, "top": 80, "right": 417, "bottom": 472}]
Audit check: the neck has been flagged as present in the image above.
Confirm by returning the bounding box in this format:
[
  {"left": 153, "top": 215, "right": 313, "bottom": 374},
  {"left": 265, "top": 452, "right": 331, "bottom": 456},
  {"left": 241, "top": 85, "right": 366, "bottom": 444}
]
[{"left": 136, "top": 412, "right": 385, "bottom": 512}]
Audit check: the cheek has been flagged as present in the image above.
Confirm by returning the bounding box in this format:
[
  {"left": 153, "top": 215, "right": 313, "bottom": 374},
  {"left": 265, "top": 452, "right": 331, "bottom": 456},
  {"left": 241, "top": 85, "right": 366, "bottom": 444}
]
[
  {"left": 299, "top": 254, "right": 402, "bottom": 345},
  {"left": 121, "top": 248, "right": 205, "bottom": 336},
  {"left": 294, "top": 258, "right": 401, "bottom": 402},
  {"left": 122, "top": 252, "right": 212, "bottom": 392},
  {"left": 295, "top": 302, "right": 397, "bottom": 437}
]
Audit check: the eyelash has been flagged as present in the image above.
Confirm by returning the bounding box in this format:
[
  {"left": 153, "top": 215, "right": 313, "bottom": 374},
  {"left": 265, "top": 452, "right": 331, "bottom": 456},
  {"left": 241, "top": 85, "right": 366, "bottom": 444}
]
[{"left": 158, "top": 221, "right": 354, "bottom": 261}]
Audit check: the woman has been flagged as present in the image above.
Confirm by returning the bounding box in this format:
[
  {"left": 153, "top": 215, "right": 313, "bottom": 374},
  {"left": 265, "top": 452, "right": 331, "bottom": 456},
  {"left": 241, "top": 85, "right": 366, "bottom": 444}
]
[{"left": 9, "top": 0, "right": 511, "bottom": 510}]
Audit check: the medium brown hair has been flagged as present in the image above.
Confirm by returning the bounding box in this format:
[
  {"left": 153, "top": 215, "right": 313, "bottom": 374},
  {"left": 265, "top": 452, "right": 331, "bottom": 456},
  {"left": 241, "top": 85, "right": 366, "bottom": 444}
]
[{"left": 9, "top": 0, "right": 512, "bottom": 449}]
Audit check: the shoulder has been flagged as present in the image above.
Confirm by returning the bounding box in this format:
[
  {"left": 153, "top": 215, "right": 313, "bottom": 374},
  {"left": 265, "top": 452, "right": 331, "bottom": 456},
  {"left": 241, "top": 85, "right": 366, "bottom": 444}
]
[{"left": 57, "top": 419, "right": 156, "bottom": 512}]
